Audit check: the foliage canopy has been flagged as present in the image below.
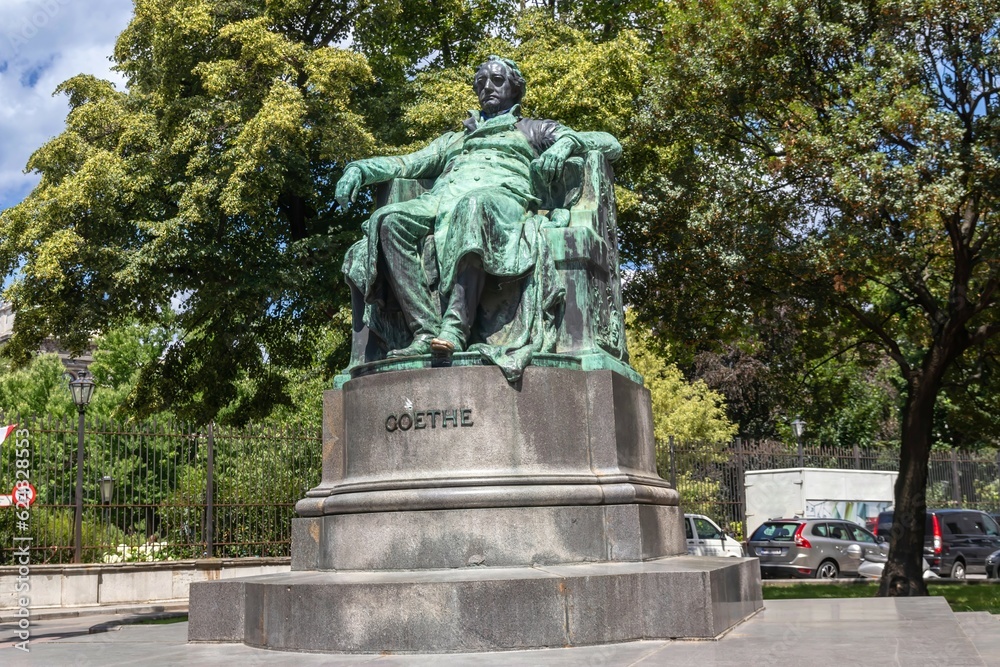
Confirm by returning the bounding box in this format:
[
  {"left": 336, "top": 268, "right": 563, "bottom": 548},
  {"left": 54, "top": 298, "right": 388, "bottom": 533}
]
[{"left": 627, "top": 0, "right": 1000, "bottom": 594}]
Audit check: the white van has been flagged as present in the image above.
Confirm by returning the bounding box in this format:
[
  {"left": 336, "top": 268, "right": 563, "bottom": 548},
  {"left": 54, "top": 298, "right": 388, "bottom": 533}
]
[{"left": 684, "top": 513, "right": 744, "bottom": 557}]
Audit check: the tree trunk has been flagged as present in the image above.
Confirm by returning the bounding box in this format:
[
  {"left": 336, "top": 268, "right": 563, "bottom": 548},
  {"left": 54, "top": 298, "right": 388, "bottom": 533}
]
[{"left": 877, "top": 364, "right": 945, "bottom": 595}]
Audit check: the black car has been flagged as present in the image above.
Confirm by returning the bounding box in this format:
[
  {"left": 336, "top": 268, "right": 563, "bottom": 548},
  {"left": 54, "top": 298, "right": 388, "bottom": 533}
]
[
  {"left": 877, "top": 509, "right": 1000, "bottom": 578},
  {"left": 988, "top": 549, "right": 1000, "bottom": 579}
]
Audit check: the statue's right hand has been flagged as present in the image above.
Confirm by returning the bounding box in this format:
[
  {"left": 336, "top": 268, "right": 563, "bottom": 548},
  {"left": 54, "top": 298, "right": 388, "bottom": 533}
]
[{"left": 335, "top": 166, "right": 363, "bottom": 209}]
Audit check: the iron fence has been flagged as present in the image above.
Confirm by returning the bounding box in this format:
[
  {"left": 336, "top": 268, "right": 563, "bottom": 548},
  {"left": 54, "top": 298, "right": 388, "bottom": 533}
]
[
  {"left": 1, "top": 412, "right": 997, "bottom": 563},
  {"left": 667, "top": 437, "right": 1000, "bottom": 542},
  {"left": 0, "top": 415, "right": 321, "bottom": 564}
]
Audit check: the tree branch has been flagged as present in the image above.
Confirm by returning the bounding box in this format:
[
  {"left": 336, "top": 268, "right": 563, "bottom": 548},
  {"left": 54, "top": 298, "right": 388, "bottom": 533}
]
[
  {"left": 800, "top": 337, "right": 880, "bottom": 379},
  {"left": 968, "top": 322, "right": 1000, "bottom": 347},
  {"left": 839, "top": 299, "right": 911, "bottom": 376}
]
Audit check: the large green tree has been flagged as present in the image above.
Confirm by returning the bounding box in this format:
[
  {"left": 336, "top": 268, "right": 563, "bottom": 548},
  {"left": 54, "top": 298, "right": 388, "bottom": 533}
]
[
  {"left": 0, "top": 1, "right": 383, "bottom": 422},
  {"left": 629, "top": 0, "right": 1000, "bottom": 594},
  {"left": 0, "top": 2, "right": 652, "bottom": 424}
]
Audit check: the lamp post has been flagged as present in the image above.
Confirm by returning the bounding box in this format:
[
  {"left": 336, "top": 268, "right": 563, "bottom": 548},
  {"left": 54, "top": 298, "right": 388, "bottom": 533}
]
[
  {"left": 99, "top": 475, "right": 114, "bottom": 544},
  {"left": 69, "top": 370, "right": 95, "bottom": 564},
  {"left": 791, "top": 418, "right": 806, "bottom": 468},
  {"left": 99, "top": 475, "right": 114, "bottom": 504}
]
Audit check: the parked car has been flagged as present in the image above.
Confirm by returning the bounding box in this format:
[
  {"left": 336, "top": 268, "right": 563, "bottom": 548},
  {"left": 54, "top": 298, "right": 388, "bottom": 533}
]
[
  {"left": 987, "top": 549, "right": 1000, "bottom": 579},
  {"left": 684, "top": 514, "right": 744, "bottom": 557},
  {"left": 876, "top": 509, "right": 1000, "bottom": 578},
  {"left": 856, "top": 552, "right": 938, "bottom": 580},
  {"left": 747, "top": 518, "right": 882, "bottom": 579}
]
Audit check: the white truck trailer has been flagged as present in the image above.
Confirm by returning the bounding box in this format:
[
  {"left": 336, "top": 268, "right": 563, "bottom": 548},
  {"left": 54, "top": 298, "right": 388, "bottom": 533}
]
[{"left": 744, "top": 468, "right": 897, "bottom": 537}]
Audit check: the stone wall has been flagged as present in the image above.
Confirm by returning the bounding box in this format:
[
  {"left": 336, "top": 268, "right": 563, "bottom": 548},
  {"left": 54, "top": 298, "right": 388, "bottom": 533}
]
[{"left": 0, "top": 558, "right": 289, "bottom": 613}]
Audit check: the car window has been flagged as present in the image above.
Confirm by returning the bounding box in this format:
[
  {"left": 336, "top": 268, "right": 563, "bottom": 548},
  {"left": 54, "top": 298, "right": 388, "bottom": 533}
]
[
  {"left": 949, "top": 513, "right": 982, "bottom": 535},
  {"left": 982, "top": 515, "right": 1000, "bottom": 537},
  {"left": 828, "top": 523, "right": 851, "bottom": 540},
  {"left": 969, "top": 513, "right": 1000, "bottom": 537},
  {"left": 685, "top": 519, "right": 693, "bottom": 540},
  {"left": 811, "top": 523, "right": 828, "bottom": 537},
  {"left": 751, "top": 522, "right": 800, "bottom": 541},
  {"left": 945, "top": 519, "right": 963, "bottom": 535},
  {"left": 848, "top": 525, "right": 876, "bottom": 543},
  {"left": 694, "top": 518, "right": 722, "bottom": 540}
]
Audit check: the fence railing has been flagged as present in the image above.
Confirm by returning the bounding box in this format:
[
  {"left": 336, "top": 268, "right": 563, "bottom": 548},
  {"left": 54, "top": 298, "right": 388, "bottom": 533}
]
[
  {"left": 668, "top": 437, "right": 1000, "bottom": 541},
  {"left": 0, "top": 415, "right": 321, "bottom": 565},
  {"left": 2, "top": 413, "right": 997, "bottom": 564}
]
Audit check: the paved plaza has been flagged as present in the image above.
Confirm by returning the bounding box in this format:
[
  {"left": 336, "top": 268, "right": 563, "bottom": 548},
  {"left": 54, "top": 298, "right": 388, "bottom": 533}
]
[{"left": 2, "top": 596, "right": 998, "bottom": 666}]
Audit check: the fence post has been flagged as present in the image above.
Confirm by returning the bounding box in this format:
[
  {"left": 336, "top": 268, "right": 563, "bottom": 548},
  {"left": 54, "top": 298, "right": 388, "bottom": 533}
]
[
  {"left": 668, "top": 435, "right": 677, "bottom": 489},
  {"left": 73, "top": 409, "right": 85, "bottom": 564},
  {"left": 951, "top": 449, "right": 961, "bottom": 506},
  {"left": 853, "top": 443, "right": 860, "bottom": 469},
  {"left": 205, "top": 421, "right": 215, "bottom": 558},
  {"left": 736, "top": 437, "right": 747, "bottom": 542}
]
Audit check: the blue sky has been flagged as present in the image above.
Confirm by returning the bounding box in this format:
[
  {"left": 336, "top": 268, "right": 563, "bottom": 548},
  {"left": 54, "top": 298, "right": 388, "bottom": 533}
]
[{"left": 0, "top": 0, "right": 135, "bottom": 211}]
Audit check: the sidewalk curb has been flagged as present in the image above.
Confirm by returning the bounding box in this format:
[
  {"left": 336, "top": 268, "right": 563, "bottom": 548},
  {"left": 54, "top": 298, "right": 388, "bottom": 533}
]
[{"left": 0, "top": 601, "right": 188, "bottom": 623}]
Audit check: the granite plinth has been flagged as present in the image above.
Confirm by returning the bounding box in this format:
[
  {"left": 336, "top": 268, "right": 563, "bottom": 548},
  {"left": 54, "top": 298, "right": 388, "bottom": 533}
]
[
  {"left": 297, "top": 366, "right": 676, "bottom": 517},
  {"left": 188, "top": 557, "right": 763, "bottom": 652}
]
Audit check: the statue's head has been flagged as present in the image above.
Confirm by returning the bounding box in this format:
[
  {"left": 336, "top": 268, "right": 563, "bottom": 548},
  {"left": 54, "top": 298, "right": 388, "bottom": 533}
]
[{"left": 473, "top": 56, "right": 525, "bottom": 116}]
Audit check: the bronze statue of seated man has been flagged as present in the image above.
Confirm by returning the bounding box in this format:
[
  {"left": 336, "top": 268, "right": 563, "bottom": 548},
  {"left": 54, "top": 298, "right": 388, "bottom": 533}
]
[{"left": 336, "top": 56, "right": 621, "bottom": 379}]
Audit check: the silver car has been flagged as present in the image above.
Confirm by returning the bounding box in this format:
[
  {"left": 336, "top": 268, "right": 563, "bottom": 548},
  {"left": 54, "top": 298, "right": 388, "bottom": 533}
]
[{"left": 748, "top": 518, "right": 884, "bottom": 579}]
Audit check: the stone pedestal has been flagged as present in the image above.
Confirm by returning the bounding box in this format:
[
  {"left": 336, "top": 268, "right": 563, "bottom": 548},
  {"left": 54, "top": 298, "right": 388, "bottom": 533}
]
[{"left": 188, "top": 364, "right": 762, "bottom": 653}]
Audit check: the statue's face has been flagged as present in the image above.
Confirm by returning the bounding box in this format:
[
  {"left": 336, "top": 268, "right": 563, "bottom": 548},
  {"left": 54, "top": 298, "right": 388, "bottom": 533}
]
[{"left": 475, "top": 61, "right": 515, "bottom": 115}]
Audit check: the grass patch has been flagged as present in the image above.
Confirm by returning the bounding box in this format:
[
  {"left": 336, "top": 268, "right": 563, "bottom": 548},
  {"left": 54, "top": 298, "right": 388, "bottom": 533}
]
[
  {"left": 128, "top": 615, "right": 188, "bottom": 625},
  {"left": 765, "top": 582, "right": 880, "bottom": 600},
  {"left": 763, "top": 582, "right": 1000, "bottom": 613}
]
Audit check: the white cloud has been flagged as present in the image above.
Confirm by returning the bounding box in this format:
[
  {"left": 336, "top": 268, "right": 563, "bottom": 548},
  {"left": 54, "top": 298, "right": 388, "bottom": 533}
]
[{"left": 0, "top": 0, "right": 134, "bottom": 210}]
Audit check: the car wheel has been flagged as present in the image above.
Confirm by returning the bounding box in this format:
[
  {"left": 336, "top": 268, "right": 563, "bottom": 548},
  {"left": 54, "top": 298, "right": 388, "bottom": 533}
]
[
  {"left": 815, "top": 560, "right": 839, "bottom": 579},
  {"left": 950, "top": 560, "right": 966, "bottom": 579}
]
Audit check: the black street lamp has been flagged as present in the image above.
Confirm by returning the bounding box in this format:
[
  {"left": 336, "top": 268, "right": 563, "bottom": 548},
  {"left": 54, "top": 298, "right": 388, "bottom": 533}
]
[
  {"left": 99, "top": 475, "right": 115, "bottom": 504},
  {"left": 99, "top": 475, "right": 115, "bottom": 543},
  {"left": 791, "top": 418, "right": 806, "bottom": 467},
  {"left": 69, "top": 370, "right": 95, "bottom": 563}
]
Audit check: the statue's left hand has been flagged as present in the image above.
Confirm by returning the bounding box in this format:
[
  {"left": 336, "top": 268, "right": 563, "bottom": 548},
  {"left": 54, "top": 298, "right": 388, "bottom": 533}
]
[{"left": 533, "top": 138, "right": 575, "bottom": 183}]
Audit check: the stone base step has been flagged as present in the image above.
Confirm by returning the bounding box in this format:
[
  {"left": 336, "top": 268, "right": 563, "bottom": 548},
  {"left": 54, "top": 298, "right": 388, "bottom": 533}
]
[{"left": 188, "top": 556, "right": 763, "bottom": 654}]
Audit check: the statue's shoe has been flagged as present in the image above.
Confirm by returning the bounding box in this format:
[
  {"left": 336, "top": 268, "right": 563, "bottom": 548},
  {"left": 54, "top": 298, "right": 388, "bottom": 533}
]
[
  {"left": 386, "top": 334, "right": 434, "bottom": 358},
  {"left": 430, "top": 331, "right": 462, "bottom": 354},
  {"left": 430, "top": 338, "right": 455, "bottom": 353}
]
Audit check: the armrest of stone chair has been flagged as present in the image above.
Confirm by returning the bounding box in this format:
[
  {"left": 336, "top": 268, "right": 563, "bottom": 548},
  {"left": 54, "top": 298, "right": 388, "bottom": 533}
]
[
  {"left": 538, "top": 150, "right": 628, "bottom": 363},
  {"left": 538, "top": 151, "right": 613, "bottom": 272}
]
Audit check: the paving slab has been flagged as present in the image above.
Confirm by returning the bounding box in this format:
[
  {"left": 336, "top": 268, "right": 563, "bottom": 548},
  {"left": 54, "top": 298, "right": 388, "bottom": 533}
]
[
  {"left": 957, "top": 612, "right": 1000, "bottom": 667},
  {"left": 1, "top": 597, "right": 996, "bottom": 666}
]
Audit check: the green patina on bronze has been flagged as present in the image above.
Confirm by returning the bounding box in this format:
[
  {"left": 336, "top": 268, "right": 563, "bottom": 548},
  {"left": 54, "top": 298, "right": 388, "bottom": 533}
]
[{"left": 335, "top": 56, "right": 635, "bottom": 384}]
